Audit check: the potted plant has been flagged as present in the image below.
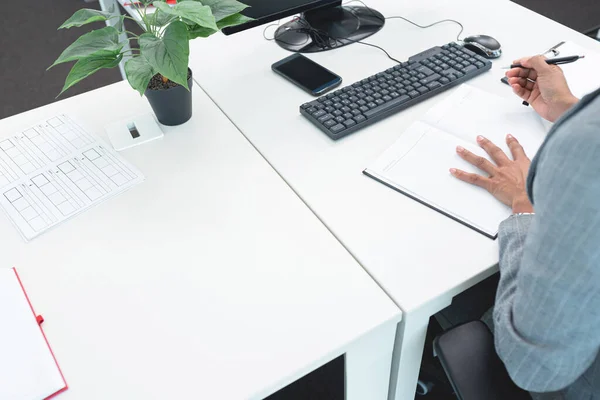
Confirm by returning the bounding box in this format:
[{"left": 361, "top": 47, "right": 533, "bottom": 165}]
[{"left": 50, "top": 0, "right": 252, "bottom": 126}]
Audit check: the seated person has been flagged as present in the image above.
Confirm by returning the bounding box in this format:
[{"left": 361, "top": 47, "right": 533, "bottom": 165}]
[{"left": 450, "top": 55, "right": 600, "bottom": 399}]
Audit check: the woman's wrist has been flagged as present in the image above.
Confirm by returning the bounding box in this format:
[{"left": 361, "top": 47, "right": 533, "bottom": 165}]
[{"left": 512, "top": 194, "right": 534, "bottom": 214}]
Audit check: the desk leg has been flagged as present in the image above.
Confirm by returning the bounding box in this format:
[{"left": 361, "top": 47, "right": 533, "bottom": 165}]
[
  {"left": 387, "top": 312, "right": 431, "bottom": 400},
  {"left": 346, "top": 321, "right": 397, "bottom": 400}
]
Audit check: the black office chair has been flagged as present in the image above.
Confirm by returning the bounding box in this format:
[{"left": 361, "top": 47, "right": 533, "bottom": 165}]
[{"left": 433, "top": 321, "right": 532, "bottom": 400}]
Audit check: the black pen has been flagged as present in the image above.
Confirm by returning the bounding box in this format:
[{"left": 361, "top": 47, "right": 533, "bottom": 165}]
[{"left": 501, "top": 55, "right": 585, "bottom": 69}]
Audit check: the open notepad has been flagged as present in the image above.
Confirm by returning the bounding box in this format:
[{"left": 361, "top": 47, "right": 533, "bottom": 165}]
[
  {"left": 0, "top": 268, "right": 67, "bottom": 400},
  {"left": 364, "top": 85, "right": 547, "bottom": 238}
]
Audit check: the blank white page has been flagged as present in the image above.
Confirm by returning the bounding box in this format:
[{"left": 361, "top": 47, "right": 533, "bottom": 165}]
[
  {"left": 550, "top": 42, "right": 600, "bottom": 99},
  {"left": 422, "top": 85, "right": 547, "bottom": 158},
  {"left": 365, "top": 122, "right": 511, "bottom": 237},
  {"left": 0, "top": 268, "right": 66, "bottom": 400}
]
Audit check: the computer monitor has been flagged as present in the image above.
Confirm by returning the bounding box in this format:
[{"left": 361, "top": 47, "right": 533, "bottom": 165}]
[{"left": 222, "top": 0, "right": 385, "bottom": 53}]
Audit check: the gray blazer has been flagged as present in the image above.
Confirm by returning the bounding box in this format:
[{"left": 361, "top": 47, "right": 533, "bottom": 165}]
[{"left": 495, "top": 87, "right": 600, "bottom": 400}]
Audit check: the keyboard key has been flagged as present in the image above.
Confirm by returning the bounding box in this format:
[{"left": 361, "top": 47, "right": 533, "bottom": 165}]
[
  {"left": 375, "top": 99, "right": 385, "bottom": 105},
  {"left": 439, "top": 77, "right": 450, "bottom": 84},
  {"left": 301, "top": 103, "right": 312, "bottom": 110},
  {"left": 406, "top": 85, "right": 415, "bottom": 92},
  {"left": 417, "top": 86, "right": 428, "bottom": 94},
  {"left": 383, "top": 95, "right": 392, "bottom": 102},
  {"left": 364, "top": 95, "right": 411, "bottom": 118},
  {"left": 333, "top": 110, "right": 343, "bottom": 116},
  {"left": 343, "top": 119, "right": 356, "bottom": 128},
  {"left": 416, "top": 65, "right": 435, "bottom": 76},
  {"left": 408, "top": 90, "right": 420, "bottom": 98},
  {"left": 318, "top": 114, "right": 333, "bottom": 123},
  {"left": 461, "top": 47, "right": 476, "bottom": 56},
  {"left": 324, "top": 119, "right": 337, "bottom": 128},
  {"left": 341, "top": 106, "right": 351, "bottom": 113},
  {"left": 313, "top": 110, "right": 328, "bottom": 118},
  {"left": 475, "top": 61, "right": 485, "bottom": 68},
  {"left": 325, "top": 106, "right": 335, "bottom": 113},
  {"left": 426, "top": 81, "right": 442, "bottom": 90},
  {"left": 365, "top": 96, "right": 375, "bottom": 102},
  {"left": 349, "top": 96, "right": 358, "bottom": 102},
  {"left": 462, "top": 65, "right": 478, "bottom": 73},
  {"left": 357, "top": 99, "right": 367, "bottom": 106},
  {"left": 318, "top": 97, "right": 327, "bottom": 103},
  {"left": 390, "top": 91, "right": 399, "bottom": 98},
  {"left": 359, "top": 105, "right": 370, "bottom": 113},
  {"left": 354, "top": 115, "right": 367, "bottom": 123},
  {"left": 333, "top": 102, "right": 343, "bottom": 109},
  {"left": 330, "top": 124, "right": 346, "bottom": 134},
  {"left": 352, "top": 109, "right": 362, "bottom": 116},
  {"left": 367, "top": 102, "right": 378, "bottom": 108},
  {"left": 343, "top": 112, "right": 353, "bottom": 119},
  {"left": 421, "top": 73, "right": 441, "bottom": 84},
  {"left": 306, "top": 107, "right": 317, "bottom": 114}
]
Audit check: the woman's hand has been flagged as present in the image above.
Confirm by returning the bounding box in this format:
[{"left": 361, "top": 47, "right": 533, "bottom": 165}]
[
  {"left": 450, "top": 135, "right": 534, "bottom": 214},
  {"left": 506, "top": 55, "right": 578, "bottom": 123}
]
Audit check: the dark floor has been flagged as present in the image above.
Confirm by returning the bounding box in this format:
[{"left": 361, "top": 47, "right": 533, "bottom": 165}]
[
  {"left": 0, "top": 0, "right": 122, "bottom": 119},
  {"left": 1, "top": 1, "right": 597, "bottom": 399}
]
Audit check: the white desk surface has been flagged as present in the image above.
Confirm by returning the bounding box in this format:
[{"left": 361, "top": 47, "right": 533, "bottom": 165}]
[
  {"left": 188, "top": 0, "right": 600, "bottom": 314},
  {"left": 0, "top": 82, "right": 400, "bottom": 399}
]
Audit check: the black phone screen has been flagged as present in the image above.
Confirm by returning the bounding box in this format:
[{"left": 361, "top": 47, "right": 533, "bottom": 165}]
[{"left": 273, "top": 55, "right": 340, "bottom": 93}]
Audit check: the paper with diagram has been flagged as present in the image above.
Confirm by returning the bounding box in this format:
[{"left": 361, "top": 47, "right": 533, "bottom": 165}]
[{"left": 0, "top": 114, "right": 144, "bottom": 241}]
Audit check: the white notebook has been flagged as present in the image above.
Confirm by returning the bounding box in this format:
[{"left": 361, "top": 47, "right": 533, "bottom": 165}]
[
  {"left": 364, "top": 85, "right": 547, "bottom": 238},
  {"left": 548, "top": 41, "right": 600, "bottom": 100},
  {"left": 0, "top": 268, "right": 67, "bottom": 400}
]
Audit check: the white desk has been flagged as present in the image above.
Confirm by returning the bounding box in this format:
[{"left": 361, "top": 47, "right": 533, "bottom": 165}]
[
  {"left": 0, "top": 82, "right": 401, "bottom": 399},
  {"left": 187, "top": 0, "right": 600, "bottom": 398}
]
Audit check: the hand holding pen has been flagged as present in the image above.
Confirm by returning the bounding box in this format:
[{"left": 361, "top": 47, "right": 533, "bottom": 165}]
[
  {"left": 505, "top": 55, "right": 579, "bottom": 122},
  {"left": 501, "top": 55, "right": 585, "bottom": 69}
]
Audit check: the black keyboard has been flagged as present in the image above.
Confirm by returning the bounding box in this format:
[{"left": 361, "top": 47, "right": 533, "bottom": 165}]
[{"left": 300, "top": 42, "right": 492, "bottom": 140}]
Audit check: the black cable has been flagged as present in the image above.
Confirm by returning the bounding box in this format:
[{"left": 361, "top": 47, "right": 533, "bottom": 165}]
[
  {"left": 263, "top": 1, "right": 465, "bottom": 63},
  {"left": 344, "top": 0, "right": 465, "bottom": 41},
  {"left": 385, "top": 16, "right": 464, "bottom": 41}
]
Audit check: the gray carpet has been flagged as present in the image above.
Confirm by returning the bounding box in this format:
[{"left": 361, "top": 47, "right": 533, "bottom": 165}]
[{"left": 0, "top": 0, "right": 122, "bottom": 119}]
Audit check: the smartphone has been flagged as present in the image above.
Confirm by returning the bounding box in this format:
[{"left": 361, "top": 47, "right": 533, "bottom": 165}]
[{"left": 272, "top": 53, "right": 342, "bottom": 96}]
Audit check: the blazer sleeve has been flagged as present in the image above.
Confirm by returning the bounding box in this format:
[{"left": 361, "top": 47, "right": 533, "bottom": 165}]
[{"left": 493, "top": 116, "right": 600, "bottom": 393}]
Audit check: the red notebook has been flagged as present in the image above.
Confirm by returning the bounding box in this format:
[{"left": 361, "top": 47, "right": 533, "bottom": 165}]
[{"left": 0, "top": 268, "right": 68, "bottom": 400}]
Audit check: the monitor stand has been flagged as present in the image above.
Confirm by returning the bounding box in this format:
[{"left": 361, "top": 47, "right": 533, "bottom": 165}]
[{"left": 274, "top": 6, "right": 385, "bottom": 53}]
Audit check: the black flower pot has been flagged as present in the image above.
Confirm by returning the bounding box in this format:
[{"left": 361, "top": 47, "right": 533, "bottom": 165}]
[{"left": 145, "top": 68, "right": 193, "bottom": 126}]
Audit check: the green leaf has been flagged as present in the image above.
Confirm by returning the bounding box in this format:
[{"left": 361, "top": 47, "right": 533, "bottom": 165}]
[
  {"left": 195, "top": 0, "right": 250, "bottom": 22},
  {"left": 153, "top": 1, "right": 218, "bottom": 31},
  {"left": 216, "top": 13, "right": 253, "bottom": 30},
  {"left": 124, "top": 56, "right": 156, "bottom": 96},
  {"left": 150, "top": 9, "right": 177, "bottom": 27},
  {"left": 50, "top": 26, "right": 124, "bottom": 68},
  {"left": 113, "top": 15, "right": 125, "bottom": 32},
  {"left": 187, "top": 25, "right": 217, "bottom": 39},
  {"left": 140, "top": 21, "right": 190, "bottom": 89},
  {"left": 58, "top": 9, "right": 111, "bottom": 29},
  {"left": 59, "top": 54, "right": 123, "bottom": 96}
]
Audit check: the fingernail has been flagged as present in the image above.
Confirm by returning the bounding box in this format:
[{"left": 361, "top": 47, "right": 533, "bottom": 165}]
[
  {"left": 477, "top": 135, "right": 484, "bottom": 142},
  {"left": 456, "top": 146, "right": 465, "bottom": 153},
  {"left": 507, "top": 134, "right": 513, "bottom": 139},
  {"left": 450, "top": 168, "right": 457, "bottom": 174}
]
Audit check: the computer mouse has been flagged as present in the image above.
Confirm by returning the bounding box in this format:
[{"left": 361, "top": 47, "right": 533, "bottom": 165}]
[{"left": 462, "top": 35, "right": 502, "bottom": 59}]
